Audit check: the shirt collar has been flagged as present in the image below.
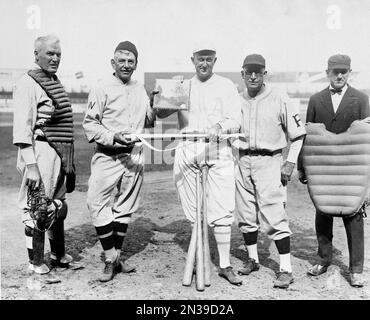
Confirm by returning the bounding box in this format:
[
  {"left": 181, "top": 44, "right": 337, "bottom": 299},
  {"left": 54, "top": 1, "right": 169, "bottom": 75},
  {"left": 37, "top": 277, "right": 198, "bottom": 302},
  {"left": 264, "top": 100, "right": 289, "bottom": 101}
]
[
  {"left": 193, "top": 73, "right": 216, "bottom": 84},
  {"left": 112, "top": 73, "right": 135, "bottom": 86},
  {"left": 329, "top": 84, "right": 348, "bottom": 95}
]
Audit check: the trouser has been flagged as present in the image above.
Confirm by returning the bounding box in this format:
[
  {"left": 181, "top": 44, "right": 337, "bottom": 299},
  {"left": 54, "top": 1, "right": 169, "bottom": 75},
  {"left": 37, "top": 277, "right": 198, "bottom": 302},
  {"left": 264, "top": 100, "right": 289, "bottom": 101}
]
[
  {"left": 87, "top": 145, "right": 144, "bottom": 227},
  {"left": 315, "top": 210, "right": 364, "bottom": 273},
  {"left": 18, "top": 139, "right": 67, "bottom": 265},
  {"left": 235, "top": 152, "right": 292, "bottom": 240},
  {"left": 174, "top": 140, "right": 235, "bottom": 227}
]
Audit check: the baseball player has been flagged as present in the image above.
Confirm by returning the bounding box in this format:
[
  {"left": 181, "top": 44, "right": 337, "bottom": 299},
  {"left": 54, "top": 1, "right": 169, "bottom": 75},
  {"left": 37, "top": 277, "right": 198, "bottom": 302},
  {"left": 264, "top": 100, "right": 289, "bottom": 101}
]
[
  {"left": 157, "top": 44, "right": 243, "bottom": 286},
  {"left": 233, "top": 54, "right": 306, "bottom": 289},
  {"left": 298, "top": 54, "right": 369, "bottom": 287},
  {"left": 13, "top": 35, "right": 79, "bottom": 283},
  {"left": 83, "top": 41, "right": 157, "bottom": 282}
]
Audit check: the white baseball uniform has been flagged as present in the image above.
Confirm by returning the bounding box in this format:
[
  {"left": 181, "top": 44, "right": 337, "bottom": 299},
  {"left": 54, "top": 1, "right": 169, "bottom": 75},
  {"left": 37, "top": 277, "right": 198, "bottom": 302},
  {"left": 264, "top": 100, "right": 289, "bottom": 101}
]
[
  {"left": 233, "top": 85, "right": 306, "bottom": 240},
  {"left": 83, "top": 75, "right": 155, "bottom": 227},
  {"left": 174, "top": 74, "right": 241, "bottom": 227},
  {"left": 13, "top": 67, "right": 67, "bottom": 228}
]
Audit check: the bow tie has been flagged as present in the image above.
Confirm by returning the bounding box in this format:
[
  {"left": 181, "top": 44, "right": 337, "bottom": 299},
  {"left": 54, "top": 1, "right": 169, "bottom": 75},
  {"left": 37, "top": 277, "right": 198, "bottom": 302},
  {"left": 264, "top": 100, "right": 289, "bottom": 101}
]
[{"left": 330, "top": 88, "right": 342, "bottom": 95}]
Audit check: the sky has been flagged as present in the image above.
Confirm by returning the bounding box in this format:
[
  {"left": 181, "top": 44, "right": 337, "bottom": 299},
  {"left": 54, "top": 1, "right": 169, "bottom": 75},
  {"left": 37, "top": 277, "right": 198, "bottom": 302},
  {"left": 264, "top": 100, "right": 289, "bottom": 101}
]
[{"left": 1, "top": 0, "right": 370, "bottom": 83}]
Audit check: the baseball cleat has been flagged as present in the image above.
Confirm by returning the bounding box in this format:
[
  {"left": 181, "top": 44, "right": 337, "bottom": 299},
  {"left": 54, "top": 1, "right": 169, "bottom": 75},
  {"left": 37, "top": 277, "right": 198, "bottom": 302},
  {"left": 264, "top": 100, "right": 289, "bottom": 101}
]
[
  {"left": 30, "top": 263, "right": 50, "bottom": 275},
  {"left": 98, "top": 256, "right": 120, "bottom": 282},
  {"left": 50, "top": 254, "right": 84, "bottom": 270},
  {"left": 307, "top": 264, "right": 328, "bottom": 277},
  {"left": 238, "top": 258, "right": 260, "bottom": 276},
  {"left": 218, "top": 266, "right": 243, "bottom": 286},
  {"left": 273, "top": 270, "right": 294, "bottom": 289}
]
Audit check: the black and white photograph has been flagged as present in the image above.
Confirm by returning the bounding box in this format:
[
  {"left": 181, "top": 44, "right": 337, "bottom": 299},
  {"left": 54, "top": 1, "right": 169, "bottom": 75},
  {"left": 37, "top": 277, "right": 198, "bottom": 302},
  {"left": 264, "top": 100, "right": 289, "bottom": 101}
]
[{"left": 1, "top": 0, "right": 370, "bottom": 306}]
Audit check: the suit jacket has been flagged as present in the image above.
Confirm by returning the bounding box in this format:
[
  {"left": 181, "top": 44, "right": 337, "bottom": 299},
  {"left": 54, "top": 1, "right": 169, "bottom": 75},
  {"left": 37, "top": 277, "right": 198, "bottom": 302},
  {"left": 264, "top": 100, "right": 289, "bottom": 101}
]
[
  {"left": 306, "top": 85, "right": 369, "bottom": 133},
  {"left": 298, "top": 85, "right": 369, "bottom": 170}
]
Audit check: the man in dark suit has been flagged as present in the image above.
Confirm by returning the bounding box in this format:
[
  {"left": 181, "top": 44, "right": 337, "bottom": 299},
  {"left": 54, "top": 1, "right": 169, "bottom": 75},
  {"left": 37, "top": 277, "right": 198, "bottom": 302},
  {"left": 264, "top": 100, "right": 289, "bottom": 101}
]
[{"left": 298, "top": 54, "right": 369, "bottom": 287}]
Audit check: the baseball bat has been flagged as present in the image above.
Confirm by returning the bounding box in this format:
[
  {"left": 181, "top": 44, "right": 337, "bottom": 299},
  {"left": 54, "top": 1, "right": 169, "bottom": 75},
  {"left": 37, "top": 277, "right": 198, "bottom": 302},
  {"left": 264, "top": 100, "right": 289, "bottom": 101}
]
[
  {"left": 195, "top": 171, "right": 205, "bottom": 291},
  {"left": 182, "top": 219, "right": 197, "bottom": 286},
  {"left": 202, "top": 166, "right": 211, "bottom": 287},
  {"left": 128, "top": 132, "right": 244, "bottom": 141}
]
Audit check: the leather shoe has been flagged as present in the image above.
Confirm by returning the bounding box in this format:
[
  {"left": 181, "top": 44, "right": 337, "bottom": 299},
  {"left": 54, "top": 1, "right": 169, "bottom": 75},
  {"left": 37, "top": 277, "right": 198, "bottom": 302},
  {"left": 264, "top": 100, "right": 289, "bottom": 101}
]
[
  {"left": 274, "top": 270, "right": 294, "bottom": 289},
  {"left": 350, "top": 273, "right": 364, "bottom": 288},
  {"left": 51, "top": 254, "right": 84, "bottom": 270},
  {"left": 98, "top": 256, "right": 120, "bottom": 282},
  {"left": 238, "top": 258, "right": 260, "bottom": 276},
  {"left": 307, "top": 264, "right": 328, "bottom": 276},
  {"left": 218, "top": 266, "right": 243, "bottom": 286}
]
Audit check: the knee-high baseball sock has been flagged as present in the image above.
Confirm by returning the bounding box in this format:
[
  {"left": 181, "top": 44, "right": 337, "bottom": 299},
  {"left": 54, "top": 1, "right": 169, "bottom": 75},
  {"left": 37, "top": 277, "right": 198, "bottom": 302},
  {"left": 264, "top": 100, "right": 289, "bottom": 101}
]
[
  {"left": 95, "top": 222, "right": 117, "bottom": 262},
  {"left": 214, "top": 225, "right": 231, "bottom": 269},
  {"left": 113, "top": 222, "right": 128, "bottom": 256},
  {"left": 242, "top": 231, "right": 259, "bottom": 263},
  {"left": 275, "top": 237, "right": 292, "bottom": 272},
  {"left": 25, "top": 226, "right": 34, "bottom": 264}
]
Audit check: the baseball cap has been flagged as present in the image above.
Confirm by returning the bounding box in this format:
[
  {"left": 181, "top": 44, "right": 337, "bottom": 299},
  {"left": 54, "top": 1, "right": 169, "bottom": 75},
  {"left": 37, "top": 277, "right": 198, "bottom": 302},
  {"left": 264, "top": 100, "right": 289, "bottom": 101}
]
[
  {"left": 114, "top": 41, "right": 138, "bottom": 59},
  {"left": 242, "top": 54, "right": 265, "bottom": 68},
  {"left": 192, "top": 41, "right": 216, "bottom": 54},
  {"left": 327, "top": 54, "right": 351, "bottom": 69}
]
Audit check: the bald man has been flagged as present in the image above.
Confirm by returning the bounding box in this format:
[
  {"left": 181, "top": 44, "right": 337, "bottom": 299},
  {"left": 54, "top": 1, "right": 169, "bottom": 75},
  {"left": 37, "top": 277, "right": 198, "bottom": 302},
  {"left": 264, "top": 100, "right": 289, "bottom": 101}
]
[{"left": 13, "top": 34, "right": 80, "bottom": 283}]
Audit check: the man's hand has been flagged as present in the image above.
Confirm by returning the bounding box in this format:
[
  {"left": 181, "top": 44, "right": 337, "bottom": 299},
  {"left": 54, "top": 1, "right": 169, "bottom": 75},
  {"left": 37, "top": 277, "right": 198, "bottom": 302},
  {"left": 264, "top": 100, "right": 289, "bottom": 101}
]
[
  {"left": 298, "top": 169, "right": 308, "bottom": 184},
  {"left": 281, "top": 161, "right": 295, "bottom": 186},
  {"left": 25, "top": 163, "right": 41, "bottom": 190},
  {"left": 149, "top": 90, "right": 159, "bottom": 108},
  {"left": 207, "top": 123, "right": 222, "bottom": 142},
  {"left": 114, "top": 131, "right": 138, "bottom": 146}
]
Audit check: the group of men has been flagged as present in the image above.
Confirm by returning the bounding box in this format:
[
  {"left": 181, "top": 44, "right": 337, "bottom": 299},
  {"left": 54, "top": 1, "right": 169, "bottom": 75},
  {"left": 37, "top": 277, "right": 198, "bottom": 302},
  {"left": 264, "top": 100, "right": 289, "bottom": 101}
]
[{"left": 13, "top": 34, "right": 368, "bottom": 289}]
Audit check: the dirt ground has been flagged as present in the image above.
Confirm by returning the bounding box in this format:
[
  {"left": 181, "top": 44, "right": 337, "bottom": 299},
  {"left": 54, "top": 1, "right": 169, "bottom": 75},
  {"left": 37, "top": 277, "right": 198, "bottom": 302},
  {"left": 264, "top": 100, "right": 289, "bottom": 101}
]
[{"left": 1, "top": 123, "right": 370, "bottom": 301}]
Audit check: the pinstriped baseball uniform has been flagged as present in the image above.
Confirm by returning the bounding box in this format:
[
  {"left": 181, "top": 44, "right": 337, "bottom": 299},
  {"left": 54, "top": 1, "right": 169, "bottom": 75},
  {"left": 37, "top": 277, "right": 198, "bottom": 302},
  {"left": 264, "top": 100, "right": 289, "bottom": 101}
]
[
  {"left": 233, "top": 85, "right": 306, "bottom": 240},
  {"left": 174, "top": 74, "right": 241, "bottom": 227},
  {"left": 83, "top": 75, "right": 155, "bottom": 227}
]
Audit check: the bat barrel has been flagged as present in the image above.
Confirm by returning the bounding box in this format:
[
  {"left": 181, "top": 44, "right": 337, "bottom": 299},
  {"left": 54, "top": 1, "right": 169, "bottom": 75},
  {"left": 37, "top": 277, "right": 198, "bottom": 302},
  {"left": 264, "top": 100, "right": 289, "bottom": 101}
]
[
  {"left": 182, "top": 220, "right": 197, "bottom": 286},
  {"left": 195, "top": 171, "right": 205, "bottom": 291},
  {"left": 202, "top": 166, "right": 211, "bottom": 287}
]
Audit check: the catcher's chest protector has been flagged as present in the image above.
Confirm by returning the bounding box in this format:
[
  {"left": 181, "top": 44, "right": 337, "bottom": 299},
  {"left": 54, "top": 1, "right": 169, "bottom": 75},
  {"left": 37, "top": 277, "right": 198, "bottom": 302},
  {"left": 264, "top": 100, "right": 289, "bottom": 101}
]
[{"left": 302, "top": 119, "right": 370, "bottom": 216}]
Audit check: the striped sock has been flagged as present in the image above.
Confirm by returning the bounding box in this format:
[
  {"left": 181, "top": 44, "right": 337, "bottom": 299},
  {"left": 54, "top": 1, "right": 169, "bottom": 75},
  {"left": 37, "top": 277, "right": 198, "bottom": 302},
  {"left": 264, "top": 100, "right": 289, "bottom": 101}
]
[
  {"left": 213, "top": 225, "right": 231, "bottom": 269},
  {"left": 113, "top": 222, "right": 128, "bottom": 251},
  {"left": 95, "top": 222, "right": 116, "bottom": 261},
  {"left": 25, "top": 226, "right": 33, "bottom": 263}
]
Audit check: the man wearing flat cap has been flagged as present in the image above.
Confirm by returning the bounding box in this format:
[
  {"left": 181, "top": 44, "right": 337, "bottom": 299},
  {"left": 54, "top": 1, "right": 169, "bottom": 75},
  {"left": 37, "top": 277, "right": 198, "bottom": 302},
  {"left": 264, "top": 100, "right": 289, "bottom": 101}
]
[
  {"left": 83, "top": 41, "right": 157, "bottom": 282},
  {"left": 232, "top": 54, "right": 306, "bottom": 289},
  {"left": 298, "top": 54, "right": 369, "bottom": 287},
  {"left": 157, "top": 44, "right": 243, "bottom": 286}
]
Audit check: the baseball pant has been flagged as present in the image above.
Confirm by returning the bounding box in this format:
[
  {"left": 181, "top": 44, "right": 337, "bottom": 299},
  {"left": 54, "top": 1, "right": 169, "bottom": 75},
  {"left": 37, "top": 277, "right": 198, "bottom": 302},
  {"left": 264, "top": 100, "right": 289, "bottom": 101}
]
[
  {"left": 18, "top": 140, "right": 66, "bottom": 227},
  {"left": 174, "top": 140, "right": 235, "bottom": 227},
  {"left": 235, "top": 153, "right": 292, "bottom": 240},
  {"left": 315, "top": 210, "right": 364, "bottom": 273},
  {"left": 87, "top": 145, "right": 144, "bottom": 227}
]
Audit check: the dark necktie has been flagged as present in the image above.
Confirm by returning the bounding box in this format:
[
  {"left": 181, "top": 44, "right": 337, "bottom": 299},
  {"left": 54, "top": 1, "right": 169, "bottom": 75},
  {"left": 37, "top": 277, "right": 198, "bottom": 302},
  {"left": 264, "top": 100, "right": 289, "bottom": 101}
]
[{"left": 330, "top": 88, "right": 342, "bottom": 95}]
